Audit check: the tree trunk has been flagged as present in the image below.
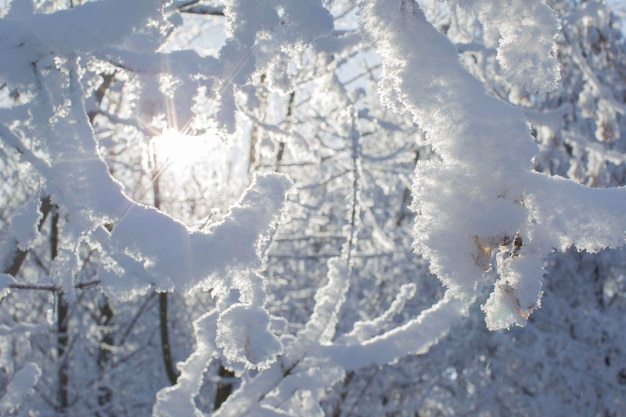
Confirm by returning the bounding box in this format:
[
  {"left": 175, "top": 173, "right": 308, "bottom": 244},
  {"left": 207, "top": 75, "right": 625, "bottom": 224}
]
[
  {"left": 213, "top": 364, "right": 235, "bottom": 411},
  {"left": 159, "top": 292, "right": 179, "bottom": 385},
  {"left": 51, "top": 209, "right": 69, "bottom": 411}
]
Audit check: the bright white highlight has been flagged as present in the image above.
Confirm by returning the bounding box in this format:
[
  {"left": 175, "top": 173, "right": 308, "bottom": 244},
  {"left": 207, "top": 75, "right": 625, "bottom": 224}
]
[{"left": 150, "top": 128, "right": 227, "bottom": 173}]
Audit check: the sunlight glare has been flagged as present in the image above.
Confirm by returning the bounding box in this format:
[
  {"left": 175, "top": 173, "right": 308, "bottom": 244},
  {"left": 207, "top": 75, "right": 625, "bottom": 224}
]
[
  {"left": 147, "top": 126, "right": 250, "bottom": 226},
  {"left": 151, "top": 128, "right": 223, "bottom": 173}
]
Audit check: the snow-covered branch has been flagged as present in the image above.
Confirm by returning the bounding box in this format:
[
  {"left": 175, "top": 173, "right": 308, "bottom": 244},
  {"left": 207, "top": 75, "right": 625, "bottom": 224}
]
[{"left": 361, "top": 0, "right": 626, "bottom": 329}]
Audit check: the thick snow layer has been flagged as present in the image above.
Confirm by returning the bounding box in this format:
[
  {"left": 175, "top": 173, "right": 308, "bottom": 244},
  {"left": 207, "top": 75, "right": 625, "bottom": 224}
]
[
  {"left": 459, "top": 0, "right": 561, "bottom": 96},
  {"left": 217, "top": 304, "right": 284, "bottom": 370},
  {"left": 101, "top": 173, "right": 292, "bottom": 298},
  {"left": 361, "top": 0, "right": 626, "bottom": 329},
  {"left": 153, "top": 311, "right": 218, "bottom": 417}
]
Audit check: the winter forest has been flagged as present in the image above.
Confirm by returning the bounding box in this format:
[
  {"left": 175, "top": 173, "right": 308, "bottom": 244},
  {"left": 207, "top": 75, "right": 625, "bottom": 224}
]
[{"left": 1, "top": 0, "right": 626, "bottom": 415}]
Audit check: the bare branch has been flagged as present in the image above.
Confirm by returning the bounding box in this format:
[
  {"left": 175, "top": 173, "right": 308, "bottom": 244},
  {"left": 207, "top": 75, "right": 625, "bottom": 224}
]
[{"left": 8, "top": 280, "right": 101, "bottom": 292}]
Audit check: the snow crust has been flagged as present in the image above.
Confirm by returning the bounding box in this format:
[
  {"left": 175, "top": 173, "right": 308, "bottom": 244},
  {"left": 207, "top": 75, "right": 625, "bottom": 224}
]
[{"left": 361, "top": 0, "right": 626, "bottom": 329}]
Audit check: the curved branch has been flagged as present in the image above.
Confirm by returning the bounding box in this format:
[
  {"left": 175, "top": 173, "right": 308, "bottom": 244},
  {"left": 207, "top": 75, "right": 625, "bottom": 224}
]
[{"left": 159, "top": 292, "right": 180, "bottom": 385}]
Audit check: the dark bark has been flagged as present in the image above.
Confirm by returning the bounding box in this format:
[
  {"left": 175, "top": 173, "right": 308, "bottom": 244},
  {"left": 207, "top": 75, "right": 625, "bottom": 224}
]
[
  {"left": 96, "top": 299, "right": 114, "bottom": 411},
  {"left": 275, "top": 91, "right": 295, "bottom": 171},
  {"left": 3, "top": 196, "right": 53, "bottom": 276},
  {"left": 178, "top": 2, "right": 225, "bottom": 16},
  {"left": 151, "top": 153, "right": 179, "bottom": 385},
  {"left": 50, "top": 209, "right": 69, "bottom": 411},
  {"left": 159, "top": 292, "right": 179, "bottom": 385},
  {"left": 87, "top": 73, "right": 116, "bottom": 124},
  {"left": 213, "top": 364, "right": 235, "bottom": 411},
  {"left": 395, "top": 150, "right": 420, "bottom": 227}
]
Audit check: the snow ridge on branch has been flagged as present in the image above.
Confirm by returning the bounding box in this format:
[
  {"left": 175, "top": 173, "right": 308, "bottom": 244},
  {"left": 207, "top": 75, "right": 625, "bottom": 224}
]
[{"left": 361, "top": 0, "right": 626, "bottom": 329}]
